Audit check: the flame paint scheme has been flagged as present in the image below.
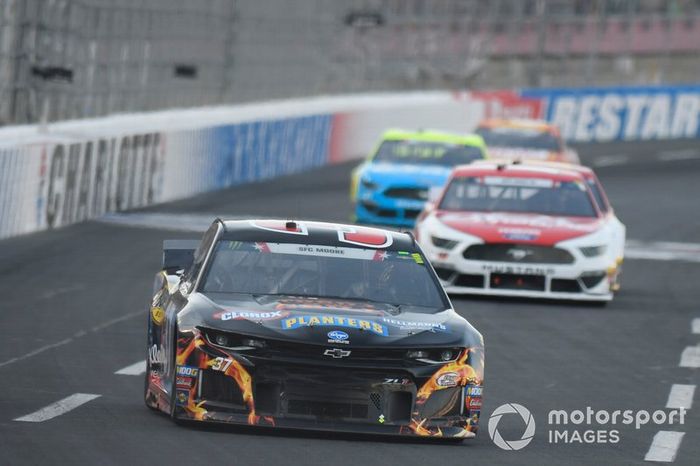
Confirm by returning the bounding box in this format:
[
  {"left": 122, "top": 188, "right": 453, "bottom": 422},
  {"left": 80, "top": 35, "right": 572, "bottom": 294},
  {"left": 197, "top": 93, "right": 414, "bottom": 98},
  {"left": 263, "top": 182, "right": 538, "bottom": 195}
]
[{"left": 144, "top": 219, "right": 484, "bottom": 439}]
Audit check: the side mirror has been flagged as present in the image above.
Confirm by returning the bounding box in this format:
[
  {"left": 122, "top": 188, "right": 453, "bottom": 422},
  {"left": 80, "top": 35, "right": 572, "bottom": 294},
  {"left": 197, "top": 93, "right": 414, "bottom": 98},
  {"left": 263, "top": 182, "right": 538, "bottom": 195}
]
[{"left": 162, "top": 240, "right": 198, "bottom": 273}]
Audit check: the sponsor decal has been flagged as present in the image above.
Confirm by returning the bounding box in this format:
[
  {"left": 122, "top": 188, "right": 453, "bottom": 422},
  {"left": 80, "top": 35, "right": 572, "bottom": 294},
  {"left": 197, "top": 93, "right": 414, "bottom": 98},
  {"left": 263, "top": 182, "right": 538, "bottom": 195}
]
[
  {"left": 148, "top": 345, "right": 166, "bottom": 364},
  {"left": 150, "top": 306, "right": 165, "bottom": 325},
  {"left": 466, "top": 385, "right": 483, "bottom": 396},
  {"left": 468, "top": 397, "right": 483, "bottom": 410},
  {"left": 442, "top": 212, "right": 599, "bottom": 233},
  {"left": 214, "top": 310, "right": 287, "bottom": 321},
  {"left": 395, "top": 251, "right": 425, "bottom": 265},
  {"left": 176, "top": 376, "right": 193, "bottom": 388},
  {"left": 499, "top": 227, "right": 540, "bottom": 241},
  {"left": 41, "top": 134, "right": 163, "bottom": 229},
  {"left": 436, "top": 372, "right": 460, "bottom": 387},
  {"left": 327, "top": 330, "right": 350, "bottom": 345},
  {"left": 176, "top": 365, "right": 199, "bottom": 377},
  {"left": 175, "top": 389, "right": 189, "bottom": 406},
  {"left": 382, "top": 317, "right": 448, "bottom": 332},
  {"left": 281, "top": 315, "right": 389, "bottom": 336},
  {"left": 470, "top": 90, "right": 544, "bottom": 119},
  {"left": 522, "top": 86, "right": 700, "bottom": 142},
  {"left": 482, "top": 264, "right": 554, "bottom": 276}
]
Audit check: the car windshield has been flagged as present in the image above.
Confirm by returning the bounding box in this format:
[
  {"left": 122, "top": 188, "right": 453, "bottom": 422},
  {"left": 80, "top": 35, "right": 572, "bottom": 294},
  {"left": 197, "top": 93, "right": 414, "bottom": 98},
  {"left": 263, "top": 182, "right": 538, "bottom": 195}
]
[
  {"left": 439, "top": 176, "right": 597, "bottom": 217},
  {"left": 201, "top": 241, "right": 446, "bottom": 311},
  {"left": 476, "top": 127, "right": 561, "bottom": 151},
  {"left": 586, "top": 178, "right": 609, "bottom": 213},
  {"left": 373, "top": 140, "right": 483, "bottom": 166}
]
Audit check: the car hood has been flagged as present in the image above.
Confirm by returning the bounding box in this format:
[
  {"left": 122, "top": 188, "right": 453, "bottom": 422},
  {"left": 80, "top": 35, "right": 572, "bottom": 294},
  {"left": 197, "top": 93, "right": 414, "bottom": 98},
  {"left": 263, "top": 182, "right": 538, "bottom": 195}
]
[
  {"left": 363, "top": 162, "right": 452, "bottom": 188},
  {"left": 435, "top": 210, "right": 603, "bottom": 246},
  {"left": 179, "top": 293, "right": 479, "bottom": 348}
]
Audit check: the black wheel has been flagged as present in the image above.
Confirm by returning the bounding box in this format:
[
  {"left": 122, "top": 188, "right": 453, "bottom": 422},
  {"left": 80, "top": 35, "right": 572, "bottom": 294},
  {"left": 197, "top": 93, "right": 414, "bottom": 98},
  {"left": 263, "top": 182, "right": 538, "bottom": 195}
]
[
  {"left": 144, "top": 357, "right": 158, "bottom": 411},
  {"left": 168, "top": 327, "right": 188, "bottom": 425}
]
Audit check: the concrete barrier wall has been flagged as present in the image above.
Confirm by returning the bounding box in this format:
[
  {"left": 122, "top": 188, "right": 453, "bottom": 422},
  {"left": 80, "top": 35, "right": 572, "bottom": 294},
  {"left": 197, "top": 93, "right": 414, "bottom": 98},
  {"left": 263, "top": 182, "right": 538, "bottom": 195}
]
[{"left": 1, "top": 85, "right": 699, "bottom": 239}]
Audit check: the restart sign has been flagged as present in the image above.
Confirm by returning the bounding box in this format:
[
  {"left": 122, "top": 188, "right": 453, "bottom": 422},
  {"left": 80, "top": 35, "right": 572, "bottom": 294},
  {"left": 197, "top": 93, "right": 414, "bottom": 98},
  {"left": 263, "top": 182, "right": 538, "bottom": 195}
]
[{"left": 521, "top": 86, "right": 700, "bottom": 142}]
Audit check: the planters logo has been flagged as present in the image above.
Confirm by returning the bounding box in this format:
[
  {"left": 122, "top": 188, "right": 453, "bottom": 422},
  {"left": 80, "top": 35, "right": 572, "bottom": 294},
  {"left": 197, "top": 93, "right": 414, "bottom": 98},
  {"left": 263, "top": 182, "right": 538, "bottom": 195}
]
[{"left": 282, "top": 315, "right": 388, "bottom": 336}]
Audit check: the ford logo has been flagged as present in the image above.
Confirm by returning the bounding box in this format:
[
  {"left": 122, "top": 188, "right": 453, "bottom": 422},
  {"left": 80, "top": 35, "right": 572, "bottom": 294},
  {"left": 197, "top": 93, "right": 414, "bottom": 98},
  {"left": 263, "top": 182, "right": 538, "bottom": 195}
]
[{"left": 327, "top": 330, "right": 349, "bottom": 341}]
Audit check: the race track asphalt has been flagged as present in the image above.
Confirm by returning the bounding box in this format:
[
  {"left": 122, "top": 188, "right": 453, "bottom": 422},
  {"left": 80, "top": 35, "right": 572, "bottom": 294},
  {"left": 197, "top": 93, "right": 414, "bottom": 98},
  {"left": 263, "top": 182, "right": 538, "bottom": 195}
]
[{"left": 0, "top": 139, "right": 698, "bottom": 466}]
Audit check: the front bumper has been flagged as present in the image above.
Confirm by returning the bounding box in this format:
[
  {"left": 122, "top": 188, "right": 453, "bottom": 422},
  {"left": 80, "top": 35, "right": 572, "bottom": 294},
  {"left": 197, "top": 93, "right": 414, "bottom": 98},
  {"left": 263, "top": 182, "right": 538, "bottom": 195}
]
[
  {"left": 354, "top": 187, "right": 429, "bottom": 227},
  {"left": 423, "top": 243, "right": 616, "bottom": 302},
  {"left": 153, "top": 330, "right": 484, "bottom": 439}
]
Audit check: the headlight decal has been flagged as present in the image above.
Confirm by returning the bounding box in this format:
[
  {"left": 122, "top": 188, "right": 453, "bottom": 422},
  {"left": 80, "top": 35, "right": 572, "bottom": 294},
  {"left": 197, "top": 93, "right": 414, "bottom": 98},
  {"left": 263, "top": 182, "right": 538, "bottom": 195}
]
[{"left": 579, "top": 245, "right": 607, "bottom": 257}]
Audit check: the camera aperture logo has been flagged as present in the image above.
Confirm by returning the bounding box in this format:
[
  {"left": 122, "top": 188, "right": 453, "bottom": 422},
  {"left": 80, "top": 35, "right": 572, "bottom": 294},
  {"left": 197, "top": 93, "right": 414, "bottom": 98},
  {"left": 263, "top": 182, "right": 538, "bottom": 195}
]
[
  {"left": 488, "top": 403, "right": 536, "bottom": 451},
  {"left": 488, "top": 403, "right": 687, "bottom": 450}
]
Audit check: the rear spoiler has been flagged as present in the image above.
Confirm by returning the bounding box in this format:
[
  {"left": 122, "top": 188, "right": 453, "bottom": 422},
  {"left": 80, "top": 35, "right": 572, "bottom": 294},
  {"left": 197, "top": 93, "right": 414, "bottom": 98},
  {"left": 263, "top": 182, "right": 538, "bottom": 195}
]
[{"left": 162, "top": 240, "right": 199, "bottom": 273}]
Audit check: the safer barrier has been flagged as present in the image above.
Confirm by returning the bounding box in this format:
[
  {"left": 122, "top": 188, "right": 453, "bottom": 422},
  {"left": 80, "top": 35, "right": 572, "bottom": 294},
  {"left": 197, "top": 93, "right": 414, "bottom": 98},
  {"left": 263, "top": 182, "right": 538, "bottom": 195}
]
[{"left": 1, "top": 85, "right": 699, "bottom": 239}]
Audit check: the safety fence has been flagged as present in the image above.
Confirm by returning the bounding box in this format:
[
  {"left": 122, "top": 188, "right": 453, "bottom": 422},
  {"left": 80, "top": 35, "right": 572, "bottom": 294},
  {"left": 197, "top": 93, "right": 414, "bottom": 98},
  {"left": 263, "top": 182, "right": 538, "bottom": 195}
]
[
  {"left": 1, "top": 84, "right": 699, "bottom": 239},
  {"left": 2, "top": 0, "right": 700, "bottom": 126}
]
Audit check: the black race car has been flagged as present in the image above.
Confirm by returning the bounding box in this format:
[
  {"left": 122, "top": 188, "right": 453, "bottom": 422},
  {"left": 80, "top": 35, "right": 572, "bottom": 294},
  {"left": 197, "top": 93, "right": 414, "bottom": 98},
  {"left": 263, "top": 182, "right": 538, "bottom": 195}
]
[{"left": 145, "top": 219, "right": 484, "bottom": 439}]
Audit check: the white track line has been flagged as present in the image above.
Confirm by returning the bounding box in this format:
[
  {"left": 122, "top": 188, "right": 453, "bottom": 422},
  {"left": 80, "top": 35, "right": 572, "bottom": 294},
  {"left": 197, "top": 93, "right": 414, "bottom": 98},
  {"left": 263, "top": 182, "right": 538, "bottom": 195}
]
[
  {"left": 644, "top": 431, "right": 685, "bottom": 462},
  {"left": 592, "top": 155, "right": 629, "bottom": 167},
  {"left": 115, "top": 360, "right": 146, "bottom": 375},
  {"left": 625, "top": 240, "right": 700, "bottom": 263},
  {"left": 679, "top": 346, "right": 700, "bottom": 368},
  {"left": 658, "top": 149, "right": 700, "bottom": 161},
  {"left": 692, "top": 318, "right": 700, "bottom": 334},
  {"left": 0, "top": 310, "right": 141, "bottom": 369},
  {"left": 14, "top": 394, "right": 101, "bottom": 422},
  {"left": 666, "top": 384, "right": 695, "bottom": 409}
]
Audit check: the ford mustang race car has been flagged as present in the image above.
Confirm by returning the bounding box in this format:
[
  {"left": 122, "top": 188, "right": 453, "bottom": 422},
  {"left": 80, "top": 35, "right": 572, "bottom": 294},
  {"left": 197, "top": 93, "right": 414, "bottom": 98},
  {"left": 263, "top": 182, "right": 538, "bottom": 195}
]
[
  {"left": 145, "top": 219, "right": 485, "bottom": 439},
  {"left": 351, "top": 129, "right": 487, "bottom": 227},
  {"left": 415, "top": 162, "right": 625, "bottom": 301},
  {"left": 475, "top": 119, "right": 579, "bottom": 164}
]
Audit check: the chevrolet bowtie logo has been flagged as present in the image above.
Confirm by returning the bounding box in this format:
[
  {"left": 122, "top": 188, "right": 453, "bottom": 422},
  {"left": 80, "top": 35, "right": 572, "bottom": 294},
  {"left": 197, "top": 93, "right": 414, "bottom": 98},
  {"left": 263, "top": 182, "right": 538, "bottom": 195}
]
[{"left": 324, "top": 348, "right": 351, "bottom": 358}]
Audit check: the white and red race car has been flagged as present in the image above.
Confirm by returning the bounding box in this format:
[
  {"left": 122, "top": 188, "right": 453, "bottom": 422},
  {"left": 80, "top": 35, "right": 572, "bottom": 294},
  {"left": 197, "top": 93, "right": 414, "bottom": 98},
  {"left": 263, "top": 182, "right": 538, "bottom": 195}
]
[{"left": 415, "top": 161, "right": 625, "bottom": 302}]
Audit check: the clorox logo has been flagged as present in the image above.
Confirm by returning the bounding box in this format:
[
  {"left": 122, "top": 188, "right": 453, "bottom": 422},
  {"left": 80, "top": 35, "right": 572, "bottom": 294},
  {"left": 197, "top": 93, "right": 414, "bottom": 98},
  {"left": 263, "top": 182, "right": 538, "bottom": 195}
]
[{"left": 327, "top": 330, "right": 349, "bottom": 341}]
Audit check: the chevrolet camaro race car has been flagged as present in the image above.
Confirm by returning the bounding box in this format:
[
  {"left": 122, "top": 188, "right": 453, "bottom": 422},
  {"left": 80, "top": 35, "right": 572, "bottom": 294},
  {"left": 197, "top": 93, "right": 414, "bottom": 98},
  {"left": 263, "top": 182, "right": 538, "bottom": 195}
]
[
  {"left": 145, "top": 219, "right": 485, "bottom": 439},
  {"left": 351, "top": 129, "right": 487, "bottom": 227},
  {"left": 415, "top": 162, "right": 625, "bottom": 301},
  {"left": 475, "top": 118, "right": 580, "bottom": 164}
]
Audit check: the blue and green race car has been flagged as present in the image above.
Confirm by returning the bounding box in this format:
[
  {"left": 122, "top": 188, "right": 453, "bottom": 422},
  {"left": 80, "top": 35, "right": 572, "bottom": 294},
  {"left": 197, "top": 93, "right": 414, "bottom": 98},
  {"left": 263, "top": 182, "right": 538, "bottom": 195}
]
[{"left": 351, "top": 129, "right": 488, "bottom": 227}]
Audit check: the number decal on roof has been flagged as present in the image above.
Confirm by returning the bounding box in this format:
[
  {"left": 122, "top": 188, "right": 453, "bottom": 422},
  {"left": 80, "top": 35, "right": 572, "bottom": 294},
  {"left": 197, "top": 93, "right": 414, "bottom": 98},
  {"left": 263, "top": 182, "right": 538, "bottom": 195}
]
[{"left": 336, "top": 226, "right": 393, "bottom": 249}]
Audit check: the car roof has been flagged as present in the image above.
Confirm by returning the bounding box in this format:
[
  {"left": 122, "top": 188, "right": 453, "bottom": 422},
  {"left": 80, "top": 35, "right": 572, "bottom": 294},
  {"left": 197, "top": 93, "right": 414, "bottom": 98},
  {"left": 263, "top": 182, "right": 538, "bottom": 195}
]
[
  {"left": 477, "top": 118, "right": 557, "bottom": 133},
  {"left": 380, "top": 128, "right": 486, "bottom": 148},
  {"left": 219, "top": 219, "right": 416, "bottom": 251},
  {"left": 472, "top": 159, "right": 595, "bottom": 178},
  {"left": 452, "top": 161, "right": 587, "bottom": 182}
]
